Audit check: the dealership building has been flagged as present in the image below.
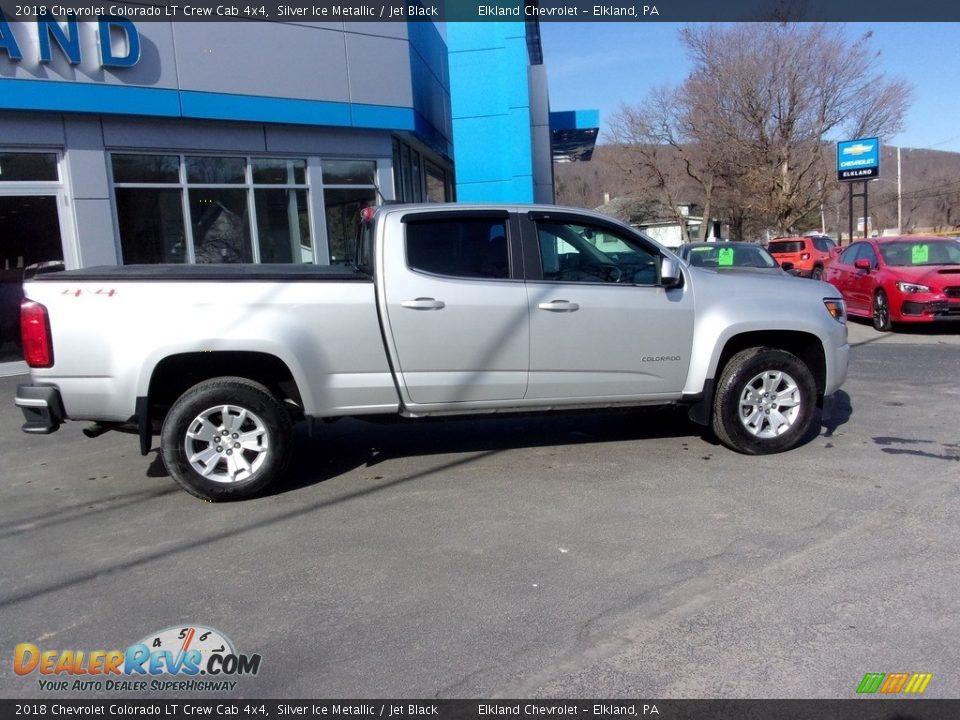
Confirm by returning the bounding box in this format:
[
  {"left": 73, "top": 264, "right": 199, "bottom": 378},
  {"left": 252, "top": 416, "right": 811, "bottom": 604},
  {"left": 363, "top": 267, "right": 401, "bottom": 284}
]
[{"left": 0, "top": 14, "right": 599, "bottom": 367}]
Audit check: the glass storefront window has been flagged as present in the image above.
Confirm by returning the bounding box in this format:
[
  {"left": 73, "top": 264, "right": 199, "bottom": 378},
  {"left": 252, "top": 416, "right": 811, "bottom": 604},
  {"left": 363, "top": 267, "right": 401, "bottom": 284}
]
[
  {"left": 324, "top": 188, "right": 376, "bottom": 264},
  {"left": 0, "top": 153, "right": 59, "bottom": 182},
  {"left": 186, "top": 156, "right": 246, "bottom": 184},
  {"left": 252, "top": 158, "right": 306, "bottom": 185},
  {"left": 411, "top": 152, "right": 423, "bottom": 203},
  {"left": 425, "top": 162, "right": 448, "bottom": 203},
  {"left": 322, "top": 160, "right": 376, "bottom": 186},
  {"left": 113, "top": 153, "right": 313, "bottom": 265},
  {"left": 190, "top": 189, "right": 252, "bottom": 263},
  {"left": 112, "top": 154, "right": 179, "bottom": 184},
  {"left": 255, "top": 189, "right": 312, "bottom": 263},
  {"left": 115, "top": 189, "right": 187, "bottom": 263}
]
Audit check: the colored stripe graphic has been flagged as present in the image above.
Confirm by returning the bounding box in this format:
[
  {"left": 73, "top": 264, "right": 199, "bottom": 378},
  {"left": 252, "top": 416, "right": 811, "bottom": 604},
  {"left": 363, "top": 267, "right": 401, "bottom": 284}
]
[
  {"left": 857, "top": 672, "right": 933, "bottom": 694},
  {"left": 904, "top": 673, "right": 934, "bottom": 694},
  {"left": 857, "top": 673, "right": 885, "bottom": 693},
  {"left": 880, "top": 672, "right": 910, "bottom": 693}
]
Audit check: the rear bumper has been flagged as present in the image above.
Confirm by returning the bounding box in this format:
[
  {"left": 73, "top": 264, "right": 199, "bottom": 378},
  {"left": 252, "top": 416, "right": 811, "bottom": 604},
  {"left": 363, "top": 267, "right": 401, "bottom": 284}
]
[{"left": 14, "top": 384, "right": 65, "bottom": 434}]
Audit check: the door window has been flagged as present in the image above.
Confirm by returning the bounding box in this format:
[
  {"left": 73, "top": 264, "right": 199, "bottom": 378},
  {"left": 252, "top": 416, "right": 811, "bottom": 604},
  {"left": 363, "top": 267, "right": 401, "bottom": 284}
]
[
  {"left": 535, "top": 222, "right": 658, "bottom": 285},
  {"left": 406, "top": 218, "right": 510, "bottom": 279}
]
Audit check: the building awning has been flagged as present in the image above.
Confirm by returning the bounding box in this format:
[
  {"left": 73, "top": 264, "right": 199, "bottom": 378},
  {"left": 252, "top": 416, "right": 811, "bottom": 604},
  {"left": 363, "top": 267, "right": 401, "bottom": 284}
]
[{"left": 550, "top": 110, "right": 600, "bottom": 162}]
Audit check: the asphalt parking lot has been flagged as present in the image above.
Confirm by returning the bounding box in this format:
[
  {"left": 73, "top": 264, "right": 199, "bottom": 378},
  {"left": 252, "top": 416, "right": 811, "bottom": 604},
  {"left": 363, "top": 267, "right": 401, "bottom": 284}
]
[{"left": 1, "top": 318, "right": 958, "bottom": 700}]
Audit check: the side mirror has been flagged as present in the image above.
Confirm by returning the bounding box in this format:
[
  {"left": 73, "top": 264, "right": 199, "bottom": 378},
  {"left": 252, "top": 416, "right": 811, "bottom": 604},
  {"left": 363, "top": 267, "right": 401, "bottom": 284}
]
[
  {"left": 854, "top": 258, "right": 871, "bottom": 272},
  {"left": 661, "top": 256, "right": 683, "bottom": 288}
]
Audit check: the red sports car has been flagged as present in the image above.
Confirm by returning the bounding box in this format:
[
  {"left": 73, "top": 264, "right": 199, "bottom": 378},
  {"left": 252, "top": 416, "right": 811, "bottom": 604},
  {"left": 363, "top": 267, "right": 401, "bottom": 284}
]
[{"left": 822, "top": 236, "right": 960, "bottom": 331}]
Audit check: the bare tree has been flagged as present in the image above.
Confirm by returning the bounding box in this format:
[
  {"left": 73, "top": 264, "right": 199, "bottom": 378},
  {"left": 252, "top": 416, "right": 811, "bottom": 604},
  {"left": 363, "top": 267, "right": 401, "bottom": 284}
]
[{"left": 609, "top": 23, "right": 911, "bottom": 237}]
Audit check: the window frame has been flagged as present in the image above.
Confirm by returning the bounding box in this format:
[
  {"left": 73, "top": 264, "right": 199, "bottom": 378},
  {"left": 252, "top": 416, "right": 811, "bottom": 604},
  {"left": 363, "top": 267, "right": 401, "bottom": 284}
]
[{"left": 110, "top": 152, "right": 314, "bottom": 265}]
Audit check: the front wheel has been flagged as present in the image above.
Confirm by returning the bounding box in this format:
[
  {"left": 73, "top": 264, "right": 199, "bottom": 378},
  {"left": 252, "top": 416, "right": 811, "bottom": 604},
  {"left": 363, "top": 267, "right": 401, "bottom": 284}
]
[
  {"left": 712, "top": 347, "right": 817, "bottom": 454},
  {"left": 161, "top": 377, "right": 293, "bottom": 501},
  {"left": 873, "top": 289, "right": 892, "bottom": 332}
]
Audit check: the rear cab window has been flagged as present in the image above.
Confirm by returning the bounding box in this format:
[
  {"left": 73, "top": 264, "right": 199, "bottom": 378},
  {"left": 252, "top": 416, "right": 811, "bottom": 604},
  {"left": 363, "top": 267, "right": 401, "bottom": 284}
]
[
  {"left": 405, "top": 217, "right": 511, "bottom": 279},
  {"left": 768, "top": 240, "right": 806, "bottom": 254}
]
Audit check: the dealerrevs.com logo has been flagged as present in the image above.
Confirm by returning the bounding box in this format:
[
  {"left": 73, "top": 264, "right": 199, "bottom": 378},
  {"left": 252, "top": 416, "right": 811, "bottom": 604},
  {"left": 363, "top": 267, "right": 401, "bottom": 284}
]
[{"left": 14, "top": 625, "right": 261, "bottom": 693}]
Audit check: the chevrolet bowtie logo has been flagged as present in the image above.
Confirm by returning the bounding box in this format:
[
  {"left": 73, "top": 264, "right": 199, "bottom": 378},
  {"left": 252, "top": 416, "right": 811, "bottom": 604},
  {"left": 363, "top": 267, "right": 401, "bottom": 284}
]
[{"left": 843, "top": 143, "right": 875, "bottom": 156}]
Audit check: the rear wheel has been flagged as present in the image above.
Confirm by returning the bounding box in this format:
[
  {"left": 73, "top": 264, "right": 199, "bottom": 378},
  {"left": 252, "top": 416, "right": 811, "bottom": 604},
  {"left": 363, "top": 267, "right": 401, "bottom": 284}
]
[
  {"left": 811, "top": 266, "right": 823, "bottom": 280},
  {"left": 873, "top": 289, "right": 892, "bottom": 332},
  {"left": 712, "top": 347, "right": 817, "bottom": 454},
  {"left": 160, "top": 377, "right": 292, "bottom": 501}
]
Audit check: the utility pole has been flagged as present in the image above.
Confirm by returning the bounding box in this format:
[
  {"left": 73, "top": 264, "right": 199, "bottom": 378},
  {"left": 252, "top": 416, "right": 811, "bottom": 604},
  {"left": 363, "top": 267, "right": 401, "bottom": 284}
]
[{"left": 897, "top": 146, "right": 902, "bottom": 234}]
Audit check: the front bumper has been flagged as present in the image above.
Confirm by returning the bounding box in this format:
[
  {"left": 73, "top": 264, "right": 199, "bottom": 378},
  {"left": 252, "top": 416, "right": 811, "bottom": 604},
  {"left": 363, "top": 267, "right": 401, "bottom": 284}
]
[
  {"left": 14, "top": 384, "right": 65, "bottom": 434},
  {"left": 897, "top": 299, "right": 960, "bottom": 322}
]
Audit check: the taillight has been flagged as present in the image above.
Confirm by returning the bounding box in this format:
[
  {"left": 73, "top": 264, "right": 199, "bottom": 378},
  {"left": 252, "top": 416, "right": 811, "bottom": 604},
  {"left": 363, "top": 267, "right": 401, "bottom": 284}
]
[
  {"left": 801, "top": 252, "right": 810, "bottom": 260},
  {"left": 21, "top": 300, "right": 53, "bottom": 368}
]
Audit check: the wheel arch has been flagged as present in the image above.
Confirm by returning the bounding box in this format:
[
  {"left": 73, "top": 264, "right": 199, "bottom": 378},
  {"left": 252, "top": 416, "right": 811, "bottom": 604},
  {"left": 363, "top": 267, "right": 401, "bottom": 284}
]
[
  {"left": 717, "top": 330, "right": 826, "bottom": 398},
  {"left": 146, "top": 351, "right": 304, "bottom": 433}
]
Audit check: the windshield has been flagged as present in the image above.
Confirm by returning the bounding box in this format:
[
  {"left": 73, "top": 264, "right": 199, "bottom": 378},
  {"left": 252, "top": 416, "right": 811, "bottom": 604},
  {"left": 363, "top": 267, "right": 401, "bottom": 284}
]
[
  {"left": 685, "top": 244, "right": 776, "bottom": 269},
  {"left": 879, "top": 240, "right": 960, "bottom": 267}
]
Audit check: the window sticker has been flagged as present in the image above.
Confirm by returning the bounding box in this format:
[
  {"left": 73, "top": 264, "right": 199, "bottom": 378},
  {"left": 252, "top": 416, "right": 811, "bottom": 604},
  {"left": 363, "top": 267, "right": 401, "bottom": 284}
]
[
  {"left": 718, "top": 247, "right": 735, "bottom": 266},
  {"left": 912, "top": 244, "right": 929, "bottom": 264}
]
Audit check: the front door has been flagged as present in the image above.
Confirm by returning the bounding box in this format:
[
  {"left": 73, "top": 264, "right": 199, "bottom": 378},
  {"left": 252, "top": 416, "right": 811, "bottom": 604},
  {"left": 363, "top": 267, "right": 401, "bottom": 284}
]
[{"left": 523, "top": 214, "right": 694, "bottom": 401}]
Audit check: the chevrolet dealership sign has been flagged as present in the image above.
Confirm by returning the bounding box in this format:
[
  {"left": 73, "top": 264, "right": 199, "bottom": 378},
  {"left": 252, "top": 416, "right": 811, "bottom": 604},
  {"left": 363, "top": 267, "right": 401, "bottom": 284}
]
[{"left": 837, "top": 137, "right": 880, "bottom": 181}]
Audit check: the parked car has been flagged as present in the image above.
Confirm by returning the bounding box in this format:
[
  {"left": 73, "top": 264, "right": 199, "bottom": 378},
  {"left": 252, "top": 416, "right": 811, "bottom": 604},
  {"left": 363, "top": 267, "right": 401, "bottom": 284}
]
[
  {"left": 767, "top": 235, "right": 839, "bottom": 279},
  {"left": 821, "top": 236, "right": 960, "bottom": 331},
  {"left": 15, "top": 204, "right": 849, "bottom": 500},
  {"left": 678, "top": 242, "right": 790, "bottom": 274}
]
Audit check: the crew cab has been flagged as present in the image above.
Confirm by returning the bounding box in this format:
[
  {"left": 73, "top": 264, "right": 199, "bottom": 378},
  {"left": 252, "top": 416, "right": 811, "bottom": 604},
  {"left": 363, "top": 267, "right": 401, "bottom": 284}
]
[{"left": 16, "top": 205, "right": 850, "bottom": 501}]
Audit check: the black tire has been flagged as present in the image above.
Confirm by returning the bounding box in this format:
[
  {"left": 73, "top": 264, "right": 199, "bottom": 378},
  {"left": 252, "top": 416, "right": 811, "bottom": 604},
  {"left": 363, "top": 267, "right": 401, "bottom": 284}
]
[
  {"left": 712, "top": 347, "right": 817, "bottom": 455},
  {"left": 811, "top": 266, "right": 823, "bottom": 281},
  {"left": 160, "top": 377, "right": 293, "bottom": 501},
  {"left": 873, "top": 289, "right": 892, "bottom": 332}
]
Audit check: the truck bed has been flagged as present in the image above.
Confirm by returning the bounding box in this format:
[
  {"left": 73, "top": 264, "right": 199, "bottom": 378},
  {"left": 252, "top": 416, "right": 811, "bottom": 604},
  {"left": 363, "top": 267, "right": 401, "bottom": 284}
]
[{"left": 32, "top": 264, "right": 371, "bottom": 283}]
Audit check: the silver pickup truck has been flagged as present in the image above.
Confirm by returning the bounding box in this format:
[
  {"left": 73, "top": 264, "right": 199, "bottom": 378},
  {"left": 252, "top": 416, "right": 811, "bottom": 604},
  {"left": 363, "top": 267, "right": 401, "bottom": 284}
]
[{"left": 15, "top": 204, "right": 849, "bottom": 500}]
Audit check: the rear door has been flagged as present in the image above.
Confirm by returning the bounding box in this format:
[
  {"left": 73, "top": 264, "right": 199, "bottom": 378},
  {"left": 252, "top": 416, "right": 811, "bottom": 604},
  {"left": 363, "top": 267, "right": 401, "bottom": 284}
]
[
  {"left": 521, "top": 212, "right": 694, "bottom": 401},
  {"left": 380, "top": 210, "right": 530, "bottom": 406}
]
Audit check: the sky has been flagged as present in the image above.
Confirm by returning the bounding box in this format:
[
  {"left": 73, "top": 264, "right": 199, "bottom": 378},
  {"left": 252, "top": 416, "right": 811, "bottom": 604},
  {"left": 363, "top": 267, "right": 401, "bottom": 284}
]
[{"left": 539, "top": 22, "right": 960, "bottom": 153}]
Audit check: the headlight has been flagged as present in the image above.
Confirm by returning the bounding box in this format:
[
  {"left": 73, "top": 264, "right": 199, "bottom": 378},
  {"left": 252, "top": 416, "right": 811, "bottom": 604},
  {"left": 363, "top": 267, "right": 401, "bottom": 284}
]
[
  {"left": 823, "top": 298, "right": 846, "bottom": 323},
  {"left": 896, "top": 281, "right": 931, "bottom": 294}
]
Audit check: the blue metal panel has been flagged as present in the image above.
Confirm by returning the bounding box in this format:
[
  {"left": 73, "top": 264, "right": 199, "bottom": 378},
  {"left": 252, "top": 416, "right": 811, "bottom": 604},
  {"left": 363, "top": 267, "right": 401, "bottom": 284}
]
[
  {"left": 351, "top": 103, "right": 416, "bottom": 130},
  {"left": 549, "top": 109, "right": 600, "bottom": 131},
  {"left": 0, "top": 78, "right": 181, "bottom": 116},
  {"left": 180, "top": 89, "right": 353, "bottom": 126},
  {"left": 448, "top": 22, "right": 536, "bottom": 203}
]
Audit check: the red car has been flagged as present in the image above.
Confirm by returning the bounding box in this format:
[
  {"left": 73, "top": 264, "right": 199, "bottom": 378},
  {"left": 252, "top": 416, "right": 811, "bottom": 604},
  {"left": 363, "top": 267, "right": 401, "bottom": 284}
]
[
  {"left": 767, "top": 235, "right": 839, "bottom": 279},
  {"left": 822, "top": 236, "right": 960, "bottom": 331}
]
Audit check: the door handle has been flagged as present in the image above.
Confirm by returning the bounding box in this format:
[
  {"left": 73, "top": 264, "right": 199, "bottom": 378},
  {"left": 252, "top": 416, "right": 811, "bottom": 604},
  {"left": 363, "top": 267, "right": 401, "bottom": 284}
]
[
  {"left": 538, "top": 300, "right": 580, "bottom": 312},
  {"left": 401, "top": 297, "right": 446, "bottom": 310}
]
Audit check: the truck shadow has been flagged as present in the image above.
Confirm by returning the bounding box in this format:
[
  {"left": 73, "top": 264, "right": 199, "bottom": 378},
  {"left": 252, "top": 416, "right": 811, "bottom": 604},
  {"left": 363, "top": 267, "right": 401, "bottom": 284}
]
[
  {"left": 273, "top": 397, "right": 852, "bottom": 495},
  {"left": 144, "top": 394, "right": 854, "bottom": 496},
  {"left": 273, "top": 407, "right": 702, "bottom": 494}
]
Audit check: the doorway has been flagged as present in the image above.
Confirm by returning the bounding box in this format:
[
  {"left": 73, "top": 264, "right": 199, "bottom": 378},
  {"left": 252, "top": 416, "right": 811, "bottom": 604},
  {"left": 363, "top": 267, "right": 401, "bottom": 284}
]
[{"left": 0, "top": 195, "right": 66, "bottom": 364}]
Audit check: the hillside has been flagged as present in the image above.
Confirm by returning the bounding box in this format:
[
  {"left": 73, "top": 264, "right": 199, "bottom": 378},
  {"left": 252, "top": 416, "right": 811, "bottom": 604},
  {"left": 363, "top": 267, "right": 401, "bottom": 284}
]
[{"left": 555, "top": 144, "right": 960, "bottom": 238}]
